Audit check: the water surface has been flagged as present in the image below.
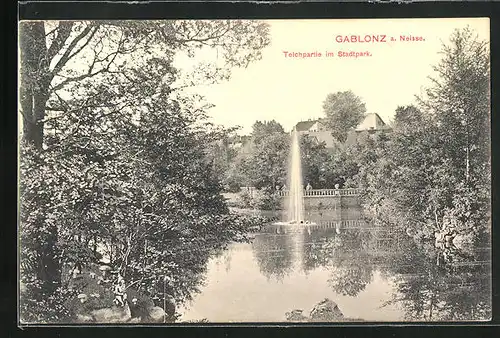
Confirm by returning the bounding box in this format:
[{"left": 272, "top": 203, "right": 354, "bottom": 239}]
[{"left": 180, "top": 208, "right": 491, "bottom": 322}]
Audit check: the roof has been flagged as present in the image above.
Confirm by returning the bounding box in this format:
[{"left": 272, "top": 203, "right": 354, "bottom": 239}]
[
  {"left": 355, "top": 113, "right": 389, "bottom": 131},
  {"left": 308, "top": 132, "right": 337, "bottom": 148},
  {"left": 345, "top": 130, "right": 359, "bottom": 146},
  {"left": 294, "top": 114, "right": 389, "bottom": 136},
  {"left": 295, "top": 120, "right": 317, "bottom": 132}
]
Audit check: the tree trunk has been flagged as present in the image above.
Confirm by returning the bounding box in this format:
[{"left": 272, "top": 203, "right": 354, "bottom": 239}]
[
  {"left": 36, "top": 223, "right": 61, "bottom": 295},
  {"left": 465, "top": 114, "right": 471, "bottom": 185},
  {"left": 93, "top": 234, "right": 98, "bottom": 257},
  {"left": 465, "top": 141, "right": 470, "bottom": 185},
  {"left": 433, "top": 207, "right": 440, "bottom": 230},
  {"left": 428, "top": 290, "right": 436, "bottom": 320},
  {"left": 19, "top": 21, "right": 51, "bottom": 149}
]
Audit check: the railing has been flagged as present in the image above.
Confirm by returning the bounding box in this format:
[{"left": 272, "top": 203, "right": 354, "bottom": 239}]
[
  {"left": 311, "top": 219, "right": 366, "bottom": 228},
  {"left": 276, "top": 188, "right": 361, "bottom": 197}
]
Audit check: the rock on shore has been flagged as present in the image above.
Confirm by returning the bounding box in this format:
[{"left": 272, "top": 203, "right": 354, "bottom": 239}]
[{"left": 286, "top": 298, "right": 351, "bottom": 322}]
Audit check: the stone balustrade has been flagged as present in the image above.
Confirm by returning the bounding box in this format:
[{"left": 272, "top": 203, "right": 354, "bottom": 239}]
[{"left": 276, "top": 188, "right": 361, "bottom": 197}]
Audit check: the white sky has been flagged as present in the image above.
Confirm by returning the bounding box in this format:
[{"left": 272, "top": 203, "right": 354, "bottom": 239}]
[{"left": 185, "top": 18, "right": 490, "bottom": 135}]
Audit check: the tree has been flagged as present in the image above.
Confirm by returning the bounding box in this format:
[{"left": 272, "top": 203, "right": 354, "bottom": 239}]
[
  {"left": 300, "top": 136, "right": 330, "bottom": 188},
  {"left": 228, "top": 120, "right": 289, "bottom": 190},
  {"left": 251, "top": 120, "right": 285, "bottom": 142},
  {"left": 393, "top": 105, "right": 427, "bottom": 131},
  {"left": 246, "top": 133, "right": 289, "bottom": 189},
  {"left": 203, "top": 126, "right": 242, "bottom": 190},
  {"left": 421, "top": 27, "right": 490, "bottom": 188},
  {"left": 354, "top": 104, "right": 453, "bottom": 237},
  {"left": 419, "top": 27, "right": 490, "bottom": 233},
  {"left": 322, "top": 145, "right": 361, "bottom": 189},
  {"left": 322, "top": 90, "right": 367, "bottom": 142},
  {"left": 19, "top": 20, "right": 270, "bottom": 149},
  {"left": 355, "top": 27, "right": 490, "bottom": 242}
]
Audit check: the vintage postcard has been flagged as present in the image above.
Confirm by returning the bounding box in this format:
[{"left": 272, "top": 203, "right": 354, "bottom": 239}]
[{"left": 18, "top": 18, "right": 491, "bottom": 324}]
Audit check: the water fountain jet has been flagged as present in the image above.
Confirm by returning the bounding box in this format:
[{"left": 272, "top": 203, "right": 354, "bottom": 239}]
[{"left": 274, "top": 128, "right": 316, "bottom": 227}]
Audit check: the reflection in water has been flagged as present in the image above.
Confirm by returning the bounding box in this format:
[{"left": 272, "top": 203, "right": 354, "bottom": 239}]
[
  {"left": 327, "top": 228, "right": 375, "bottom": 297},
  {"left": 252, "top": 225, "right": 295, "bottom": 281},
  {"left": 378, "top": 228, "right": 491, "bottom": 321},
  {"left": 180, "top": 208, "right": 491, "bottom": 322}
]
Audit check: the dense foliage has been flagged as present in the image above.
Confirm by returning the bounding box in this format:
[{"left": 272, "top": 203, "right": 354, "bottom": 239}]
[
  {"left": 322, "top": 90, "right": 367, "bottom": 143},
  {"left": 354, "top": 27, "right": 490, "bottom": 242},
  {"left": 19, "top": 20, "right": 270, "bottom": 323}
]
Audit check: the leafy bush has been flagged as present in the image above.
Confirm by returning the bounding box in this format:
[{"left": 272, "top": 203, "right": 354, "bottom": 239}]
[
  {"left": 236, "top": 189, "right": 254, "bottom": 209},
  {"left": 251, "top": 188, "right": 282, "bottom": 210}
]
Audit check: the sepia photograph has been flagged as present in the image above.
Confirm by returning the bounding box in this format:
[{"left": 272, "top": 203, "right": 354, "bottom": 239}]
[{"left": 18, "top": 18, "right": 491, "bottom": 324}]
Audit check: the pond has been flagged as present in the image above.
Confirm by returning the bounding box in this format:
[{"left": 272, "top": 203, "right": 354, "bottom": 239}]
[{"left": 179, "top": 208, "right": 491, "bottom": 322}]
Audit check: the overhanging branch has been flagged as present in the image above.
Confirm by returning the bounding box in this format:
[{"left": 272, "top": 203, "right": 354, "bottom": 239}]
[{"left": 50, "top": 23, "right": 96, "bottom": 78}]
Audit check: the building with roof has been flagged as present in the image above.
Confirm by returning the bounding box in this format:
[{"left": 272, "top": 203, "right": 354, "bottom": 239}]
[
  {"left": 294, "top": 113, "right": 391, "bottom": 148},
  {"left": 355, "top": 113, "right": 391, "bottom": 132},
  {"left": 294, "top": 118, "right": 336, "bottom": 148}
]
